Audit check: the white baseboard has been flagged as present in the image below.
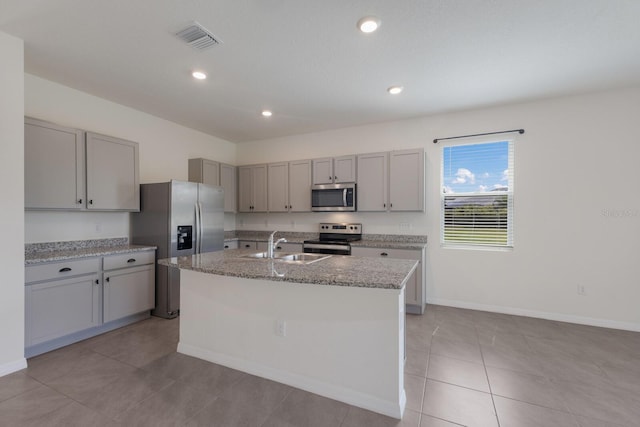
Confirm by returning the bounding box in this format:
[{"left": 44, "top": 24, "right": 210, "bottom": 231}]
[
  {"left": 178, "top": 342, "right": 405, "bottom": 419},
  {"left": 0, "top": 358, "right": 27, "bottom": 377},
  {"left": 427, "top": 298, "right": 640, "bottom": 332}
]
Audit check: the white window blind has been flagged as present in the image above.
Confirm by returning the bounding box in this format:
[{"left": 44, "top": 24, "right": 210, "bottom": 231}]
[{"left": 441, "top": 140, "right": 514, "bottom": 247}]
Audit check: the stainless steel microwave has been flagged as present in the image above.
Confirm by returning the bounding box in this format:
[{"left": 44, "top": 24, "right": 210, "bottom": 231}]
[{"left": 311, "top": 183, "right": 356, "bottom": 212}]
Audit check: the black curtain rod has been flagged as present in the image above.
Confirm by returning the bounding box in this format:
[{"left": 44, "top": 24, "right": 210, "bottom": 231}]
[{"left": 433, "top": 128, "right": 524, "bottom": 144}]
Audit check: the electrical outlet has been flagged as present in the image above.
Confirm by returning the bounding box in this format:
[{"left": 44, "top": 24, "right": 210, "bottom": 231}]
[
  {"left": 276, "top": 319, "right": 287, "bottom": 337},
  {"left": 577, "top": 285, "right": 587, "bottom": 296}
]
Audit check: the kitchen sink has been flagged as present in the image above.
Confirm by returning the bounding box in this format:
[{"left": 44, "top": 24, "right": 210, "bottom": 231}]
[{"left": 241, "top": 252, "right": 331, "bottom": 264}]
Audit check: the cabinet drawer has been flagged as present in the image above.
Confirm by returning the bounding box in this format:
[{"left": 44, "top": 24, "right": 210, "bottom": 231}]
[
  {"left": 224, "top": 240, "right": 239, "bottom": 250},
  {"left": 103, "top": 250, "right": 155, "bottom": 270},
  {"left": 26, "top": 258, "right": 100, "bottom": 284},
  {"left": 351, "top": 247, "right": 420, "bottom": 260},
  {"left": 238, "top": 241, "right": 257, "bottom": 250}
]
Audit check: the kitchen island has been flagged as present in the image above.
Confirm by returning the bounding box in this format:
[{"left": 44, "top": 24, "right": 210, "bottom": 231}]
[{"left": 159, "top": 249, "right": 418, "bottom": 419}]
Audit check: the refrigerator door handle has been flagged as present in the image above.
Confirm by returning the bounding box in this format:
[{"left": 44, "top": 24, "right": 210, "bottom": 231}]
[{"left": 195, "top": 202, "right": 202, "bottom": 254}]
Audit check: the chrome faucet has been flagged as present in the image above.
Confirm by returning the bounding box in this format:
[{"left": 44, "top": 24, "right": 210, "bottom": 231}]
[{"left": 267, "top": 231, "right": 287, "bottom": 258}]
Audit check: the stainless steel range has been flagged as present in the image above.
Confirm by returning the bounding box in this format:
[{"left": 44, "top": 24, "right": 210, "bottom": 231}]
[{"left": 303, "top": 223, "right": 362, "bottom": 255}]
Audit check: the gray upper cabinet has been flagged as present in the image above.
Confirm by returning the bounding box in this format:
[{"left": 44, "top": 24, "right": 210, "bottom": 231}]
[
  {"left": 356, "top": 152, "right": 388, "bottom": 212},
  {"left": 288, "top": 159, "right": 312, "bottom": 212},
  {"left": 190, "top": 158, "right": 237, "bottom": 213},
  {"left": 25, "top": 117, "right": 85, "bottom": 210},
  {"left": 188, "top": 158, "right": 220, "bottom": 186},
  {"left": 86, "top": 132, "right": 140, "bottom": 211},
  {"left": 238, "top": 164, "right": 268, "bottom": 212},
  {"left": 267, "top": 160, "right": 312, "bottom": 213},
  {"left": 25, "top": 118, "right": 140, "bottom": 212},
  {"left": 312, "top": 155, "right": 356, "bottom": 184},
  {"left": 389, "top": 149, "right": 425, "bottom": 212},
  {"left": 268, "top": 162, "right": 289, "bottom": 213},
  {"left": 220, "top": 163, "right": 237, "bottom": 213}
]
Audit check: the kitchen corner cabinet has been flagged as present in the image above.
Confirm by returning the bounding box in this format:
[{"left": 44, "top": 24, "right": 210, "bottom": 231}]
[
  {"left": 389, "top": 149, "right": 425, "bottom": 212},
  {"left": 190, "top": 159, "right": 237, "bottom": 213},
  {"left": 238, "top": 164, "right": 268, "bottom": 212},
  {"left": 24, "top": 117, "right": 85, "bottom": 210},
  {"left": 102, "top": 252, "right": 155, "bottom": 323},
  {"left": 267, "top": 160, "right": 312, "bottom": 213},
  {"left": 189, "top": 158, "right": 220, "bottom": 186},
  {"left": 351, "top": 246, "right": 426, "bottom": 314},
  {"left": 312, "top": 155, "right": 356, "bottom": 184},
  {"left": 220, "top": 163, "right": 237, "bottom": 213},
  {"left": 356, "top": 152, "right": 389, "bottom": 212},
  {"left": 86, "top": 132, "right": 140, "bottom": 211}
]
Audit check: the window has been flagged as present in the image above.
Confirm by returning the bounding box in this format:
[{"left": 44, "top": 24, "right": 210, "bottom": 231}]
[{"left": 441, "top": 140, "right": 514, "bottom": 248}]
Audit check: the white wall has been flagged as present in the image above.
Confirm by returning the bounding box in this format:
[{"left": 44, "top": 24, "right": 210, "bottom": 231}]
[
  {"left": 237, "top": 87, "right": 640, "bottom": 330},
  {"left": 24, "top": 74, "right": 237, "bottom": 243},
  {"left": 0, "top": 31, "right": 26, "bottom": 375}
]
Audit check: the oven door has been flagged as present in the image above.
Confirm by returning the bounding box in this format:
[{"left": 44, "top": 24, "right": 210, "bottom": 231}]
[
  {"left": 311, "top": 184, "right": 356, "bottom": 212},
  {"left": 303, "top": 242, "right": 351, "bottom": 255}
]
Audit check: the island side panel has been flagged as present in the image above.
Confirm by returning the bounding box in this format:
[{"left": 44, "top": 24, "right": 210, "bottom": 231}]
[{"left": 178, "top": 269, "right": 406, "bottom": 419}]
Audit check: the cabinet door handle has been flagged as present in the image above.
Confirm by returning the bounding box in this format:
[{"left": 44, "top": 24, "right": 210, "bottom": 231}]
[
  {"left": 244, "top": 244, "right": 251, "bottom": 248},
  {"left": 224, "top": 245, "right": 229, "bottom": 249},
  {"left": 95, "top": 279, "right": 99, "bottom": 285},
  {"left": 89, "top": 199, "right": 94, "bottom": 205},
  {"left": 276, "top": 246, "right": 282, "bottom": 250},
  {"left": 78, "top": 199, "right": 83, "bottom": 204},
  {"left": 106, "top": 277, "right": 110, "bottom": 282},
  {"left": 127, "top": 258, "right": 136, "bottom": 263},
  {"left": 334, "top": 176, "right": 337, "bottom": 180},
  {"left": 289, "top": 205, "right": 292, "bottom": 209},
  {"left": 380, "top": 252, "right": 388, "bottom": 257},
  {"left": 383, "top": 203, "right": 386, "bottom": 208},
  {"left": 59, "top": 267, "right": 72, "bottom": 272}
]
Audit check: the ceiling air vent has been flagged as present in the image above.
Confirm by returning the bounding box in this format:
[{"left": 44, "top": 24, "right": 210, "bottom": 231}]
[{"left": 175, "top": 22, "right": 221, "bottom": 50}]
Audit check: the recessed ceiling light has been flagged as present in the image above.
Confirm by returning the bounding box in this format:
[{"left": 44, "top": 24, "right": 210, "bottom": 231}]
[
  {"left": 192, "top": 71, "right": 207, "bottom": 80},
  {"left": 357, "top": 16, "right": 381, "bottom": 33},
  {"left": 387, "top": 85, "right": 404, "bottom": 95},
  {"left": 261, "top": 110, "right": 273, "bottom": 117}
]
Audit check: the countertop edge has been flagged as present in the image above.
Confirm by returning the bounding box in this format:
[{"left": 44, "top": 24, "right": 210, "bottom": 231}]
[{"left": 25, "top": 245, "right": 157, "bottom": 266}]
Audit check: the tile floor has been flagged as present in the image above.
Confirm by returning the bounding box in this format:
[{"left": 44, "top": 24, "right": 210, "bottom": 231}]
[{"left": 1, "top": 305, "right": 639, "bottom": 426}]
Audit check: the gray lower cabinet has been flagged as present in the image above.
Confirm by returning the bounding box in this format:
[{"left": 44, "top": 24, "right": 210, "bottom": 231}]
[
  {"left": 25, "top": 250, "right": 155, "bottom": 357},
  {"left": 351, "top": 246, "right": 426, "bottom": 314},
  {"left": 25, "top": 272, "right": 101, "bottom": 347},
  {"left": 103, "top": 252, "right": 155, "bottom": 323}
]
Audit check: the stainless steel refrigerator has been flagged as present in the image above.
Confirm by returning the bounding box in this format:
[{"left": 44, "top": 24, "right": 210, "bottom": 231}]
[{"left": 131, "top": 180, "right": 224, "bottom": 318}]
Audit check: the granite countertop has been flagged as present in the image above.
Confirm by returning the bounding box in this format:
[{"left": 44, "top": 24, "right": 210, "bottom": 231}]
[
  {"left": 25, "top": 238, "right": 156, "bottom": 265},
  {"left": 224, "top": 231, "right": 427, "bottom": 249},
  {"left": 158, "top": 248, "right": 418, "bottom": 290}
]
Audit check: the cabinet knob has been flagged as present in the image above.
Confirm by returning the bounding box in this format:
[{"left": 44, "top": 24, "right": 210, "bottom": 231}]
[
  {"left": 106, "top": 277, "right": 110, "bottom": 282},
  {"left": 224, "top": 245, "right": 229, "bottom": 249},
  {"left": 276, "top": 246, "right": 282, "bottom": 250},
  {"left": 78, "top": 199, "right": 83, "bottom": 204},
  {"left": 59, "top": 267, "right": 72, "bottom": 272},
  {"left": 89, "top": 199, "right": 94, "bottom": 205},
  {"left": 127, "top": 258, "right": 136, "bottom": 263},
  {"left": 245, "top": 244, "right": 251, "bottom": 248},
  {"left": 380, "top": 252, "right": 388, "bottom": 257},
  {"left": 334, "top": 176, "right": 337, "bottom": 180},
  {"left": 95, "top": 279, "right": 99, "bottom": 285}
]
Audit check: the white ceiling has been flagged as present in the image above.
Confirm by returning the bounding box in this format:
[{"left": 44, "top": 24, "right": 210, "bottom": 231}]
[{"left": 2, "top": 0, "right": 640, "bottom": 143}]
